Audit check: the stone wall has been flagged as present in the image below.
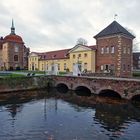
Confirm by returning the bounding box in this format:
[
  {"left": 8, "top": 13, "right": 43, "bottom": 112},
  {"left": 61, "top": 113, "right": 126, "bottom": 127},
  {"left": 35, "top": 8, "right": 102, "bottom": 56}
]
[{"left": 0, "top": 76, "right": 51, "bottom": 93}]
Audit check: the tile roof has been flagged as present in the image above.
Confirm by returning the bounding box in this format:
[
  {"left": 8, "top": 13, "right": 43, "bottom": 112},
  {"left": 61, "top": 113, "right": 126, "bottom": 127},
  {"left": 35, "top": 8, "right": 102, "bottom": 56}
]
[
  {"left": 39, "top": 49, "right": 70, "bottom": 60},
  {"left": 87, "top": 45, "right": 97, "bottom": 50},
  {"left": 94, "top": 21, "right": 135, "bottom": 39},
  {"left": 31, "top": 45, "right": 96, "bottom": 60}
]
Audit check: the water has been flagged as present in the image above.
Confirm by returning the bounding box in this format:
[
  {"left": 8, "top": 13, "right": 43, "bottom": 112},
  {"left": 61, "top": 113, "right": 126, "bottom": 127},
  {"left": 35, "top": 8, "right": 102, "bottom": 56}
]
[{"left": 0, "top": 89, "right": 140, "bottom": 140}]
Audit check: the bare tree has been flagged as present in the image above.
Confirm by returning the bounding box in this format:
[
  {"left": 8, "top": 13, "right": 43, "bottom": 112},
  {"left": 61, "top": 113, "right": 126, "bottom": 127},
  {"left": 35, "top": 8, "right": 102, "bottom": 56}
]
[
  {"left": 125, "top": 27, "right": 140, "bottom": 52},
  {"left": 76, "top": 38, "right": 88, "bottom": 45}
]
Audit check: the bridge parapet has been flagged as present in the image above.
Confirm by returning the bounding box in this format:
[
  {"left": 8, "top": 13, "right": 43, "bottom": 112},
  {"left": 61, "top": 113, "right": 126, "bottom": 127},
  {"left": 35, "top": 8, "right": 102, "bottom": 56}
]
[{"left": 50, "top": 75, "right": 140, "bottom": 100}]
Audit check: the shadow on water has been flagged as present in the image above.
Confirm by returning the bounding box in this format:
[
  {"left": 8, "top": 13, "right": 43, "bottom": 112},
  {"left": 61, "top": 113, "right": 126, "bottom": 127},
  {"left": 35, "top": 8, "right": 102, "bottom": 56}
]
[
  {"left": 0, "top": 88, "right": 140, "bottom": 139},
  {"left": 53, "top": 88, "right": 140, "bottom": 134},
  {"left": 0, "top": 89, "right": 49, "bottom": 105}
]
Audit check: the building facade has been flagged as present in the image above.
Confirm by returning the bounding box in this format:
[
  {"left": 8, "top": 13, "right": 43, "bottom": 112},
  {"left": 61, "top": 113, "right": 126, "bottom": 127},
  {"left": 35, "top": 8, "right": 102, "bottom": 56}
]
[
  {"left": 28, "top": 21, "right": 135, "bottom": 77},
  {"left": 0, "top": 20, "right": 29, "bottom": 70},
  {"left": 28, "top": 44, "right": 96, "bottom": 73},
  {"left": 94, "top": 21, "right": 135, "bottom": 77}
]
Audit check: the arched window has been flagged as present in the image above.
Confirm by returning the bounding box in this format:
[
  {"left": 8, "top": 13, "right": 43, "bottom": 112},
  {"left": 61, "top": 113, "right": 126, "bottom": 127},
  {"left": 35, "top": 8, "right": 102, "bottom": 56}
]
[{"left": 14, "top": 55, "right": 18, "bottom": 61}]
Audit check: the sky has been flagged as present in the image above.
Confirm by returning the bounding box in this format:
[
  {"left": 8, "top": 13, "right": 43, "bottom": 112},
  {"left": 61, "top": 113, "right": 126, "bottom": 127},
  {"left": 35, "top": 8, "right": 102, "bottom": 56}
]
[{"left": 0, "top": 0, "right": 140, "bottom": 52}]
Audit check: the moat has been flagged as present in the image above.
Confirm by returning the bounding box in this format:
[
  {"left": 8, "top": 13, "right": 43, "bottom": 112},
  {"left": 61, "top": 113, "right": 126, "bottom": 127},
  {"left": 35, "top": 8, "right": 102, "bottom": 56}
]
[{"left": 0, "top": 89, "right": 140, "bottom": 140}]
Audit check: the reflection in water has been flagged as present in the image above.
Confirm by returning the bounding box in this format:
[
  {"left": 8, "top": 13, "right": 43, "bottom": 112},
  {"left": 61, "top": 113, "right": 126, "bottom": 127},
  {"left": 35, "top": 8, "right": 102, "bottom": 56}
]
[{"left": 0, "top": 89, "right": 140, "bottom": 140}]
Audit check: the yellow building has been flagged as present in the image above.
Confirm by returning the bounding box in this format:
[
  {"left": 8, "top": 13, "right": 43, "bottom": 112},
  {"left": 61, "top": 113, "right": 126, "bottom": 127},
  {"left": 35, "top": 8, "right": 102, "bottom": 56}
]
[
  {"left": 28, "top": 44, "right": 96, "bottom": 73},
  {"left": 69, "top": 44, "right": 96, "bottom": 72}
]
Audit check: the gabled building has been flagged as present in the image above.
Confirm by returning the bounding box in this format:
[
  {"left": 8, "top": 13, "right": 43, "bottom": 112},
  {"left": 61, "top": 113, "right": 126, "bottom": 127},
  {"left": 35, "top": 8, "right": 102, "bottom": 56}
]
[
  {"left": 68, "top": 44, "right": 96, "bottom": 72},
  {"left": 94, "top": 21, "right": 135, "bottom": 77},
  {"left": 28, "top": 44, "right": 96, "bottom": 73}
]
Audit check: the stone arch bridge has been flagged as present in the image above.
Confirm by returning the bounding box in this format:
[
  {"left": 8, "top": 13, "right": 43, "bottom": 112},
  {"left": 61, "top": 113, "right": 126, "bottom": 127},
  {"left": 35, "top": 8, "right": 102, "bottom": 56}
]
[{"left": 49, "top": 75, "right": 140, "bottom": 100}]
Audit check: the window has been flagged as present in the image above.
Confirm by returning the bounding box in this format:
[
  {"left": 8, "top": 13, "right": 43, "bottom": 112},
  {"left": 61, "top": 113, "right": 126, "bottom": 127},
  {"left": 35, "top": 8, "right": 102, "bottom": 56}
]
[
  {"left": 111, "top": 46, "right": 115, "bottom": 53},
  {"left": 128, "top": 65, "right": 130, "bottom": 71},
  {"left": 104, "top": 64, "right": 110, "bottom": 72},
  {"left": 123, "top": 47, "right": 126, "bottom": 54},
  {"left": 15, "top": 45, "right": 19, "bottom": 52},
  {"left": 123, "top": 64, "right": 126, "bottom": 71},
  {"left": 106, "top": 46, "right": 109, "bottom": 53},
  {"left": 42, "top": 64, "right": 44, "bottom": 71},
  {"left": 58, "top": 63, "right": 60, "bottom": 70},
  {"left": 84, "top": 63, "right": 87, "bottom": 69},
  {"left": 128, "top": 48, "right": 130, "bottom": 54},
  {"left": 64, "top": 63, "right": 66, "bottom": 70},
  {"left": 35, "top": 64, "right": 36, "bottom": 70},
  {"left": 101, "top": 65, "right": 104, "bottom": 70},
  {"left": 101, "top": 47, "right": 104, "bottom": 54},
  {"left": 84, "top": 53, "right": 87, "bottom": 57},
  {"left": 78, "top": 54, "right": 81, "bottom": 58},
  {"left": 46, "top": 64, "right": 48, "bottom": 70},
  {"left": 73, "top": 54, "right": 75, "bottom": 58},
  {"left": 14, "top": 55, "right": 18, "bottom": 61}
]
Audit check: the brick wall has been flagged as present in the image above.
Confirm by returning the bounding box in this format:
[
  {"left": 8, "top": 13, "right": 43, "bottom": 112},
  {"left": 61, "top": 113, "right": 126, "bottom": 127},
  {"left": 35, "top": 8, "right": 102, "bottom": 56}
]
[{"left": 96, "top": 35, "right": 133, "bottom": 77}]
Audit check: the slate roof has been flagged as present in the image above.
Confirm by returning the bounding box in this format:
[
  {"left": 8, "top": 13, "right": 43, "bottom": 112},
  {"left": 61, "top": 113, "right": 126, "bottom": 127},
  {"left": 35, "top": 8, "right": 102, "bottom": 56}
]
[{"left": 94, "top": 21, "right": 135, "bottom": 39}]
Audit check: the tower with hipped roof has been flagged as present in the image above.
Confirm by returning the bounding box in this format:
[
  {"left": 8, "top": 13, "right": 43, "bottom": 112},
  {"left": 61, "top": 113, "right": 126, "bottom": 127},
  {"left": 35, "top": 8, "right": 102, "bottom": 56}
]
[{"left": 94, "top": 20, "right": 135, "bottom": 77}]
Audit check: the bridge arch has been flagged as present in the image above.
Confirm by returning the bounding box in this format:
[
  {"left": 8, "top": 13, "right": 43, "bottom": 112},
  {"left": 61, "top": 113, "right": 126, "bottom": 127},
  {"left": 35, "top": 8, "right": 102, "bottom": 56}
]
[
  {"left": 75, "top": 86, "right": 91, "bottom": 96},
  {"left": 131, "top": 94, "right": 140, "bottom": 101},
  {"left": 56, "top": 83, "right": 69, "bottom": 93},
  {"left": 98, "top": 89, "right": 121, "bottom": 99}
]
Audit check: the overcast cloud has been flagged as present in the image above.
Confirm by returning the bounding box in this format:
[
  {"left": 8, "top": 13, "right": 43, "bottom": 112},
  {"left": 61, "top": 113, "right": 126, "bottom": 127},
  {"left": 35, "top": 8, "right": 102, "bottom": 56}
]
[{"left": 0, "top": 0, "right": 140, "bottom": 52}]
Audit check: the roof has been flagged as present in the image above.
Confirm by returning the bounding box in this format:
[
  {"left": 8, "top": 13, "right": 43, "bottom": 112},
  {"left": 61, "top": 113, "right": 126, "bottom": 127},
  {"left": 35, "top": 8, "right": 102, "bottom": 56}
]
[
  {"left": 86, "top": 45, "right": 97, "bottom": 50},
  {"left": 4, "top": 34, "right": 24, "bottom": 44},
  {"left": 39, "top": 49, "right": 70, "bottom": 60},
  {"left": 94, "top": 21, "right": 135, "bottom": 39},
  {"left": 30, "top": 45, "right": 96, "bottom": 60},
  {"left": 68, "top": 44, "right": 97, "bottom": 53}
]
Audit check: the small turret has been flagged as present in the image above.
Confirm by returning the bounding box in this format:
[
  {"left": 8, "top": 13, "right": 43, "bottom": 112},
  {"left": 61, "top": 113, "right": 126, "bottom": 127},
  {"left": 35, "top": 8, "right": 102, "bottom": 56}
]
[{"left": 10, "top": 19, "right": 15, "bottom": 35}]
